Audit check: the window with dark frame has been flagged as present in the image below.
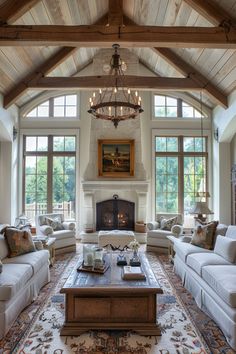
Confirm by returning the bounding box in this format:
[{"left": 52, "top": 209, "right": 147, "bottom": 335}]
[
  {"left": 23, "top": 135, "right": 76, "bottom": 223},
  {"left": 155, "top": 136, "right": 208, "bottom": 220}
]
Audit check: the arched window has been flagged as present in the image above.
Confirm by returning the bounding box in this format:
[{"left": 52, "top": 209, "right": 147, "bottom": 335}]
[
  {"left": 154, "top": 94, "right": 205, "bottom": 118},
  {"left": 26, "top": 94, "right": 78, "bottom": 118}
]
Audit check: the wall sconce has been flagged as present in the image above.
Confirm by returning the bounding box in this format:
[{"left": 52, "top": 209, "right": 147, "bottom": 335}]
[
  {"left": 13, "top": 126, "right": 17, "bottom": 141},
  {"left": 214, "top": 127, "right": 219, "bottom": 142}
]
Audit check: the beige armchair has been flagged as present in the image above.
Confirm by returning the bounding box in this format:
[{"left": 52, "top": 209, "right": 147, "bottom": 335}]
[
  {"left": 36, "top": 213, "right": 76, "bottom": 254},
  {"left": 146, "top": 213, "right": 183, "bottom": 253}
]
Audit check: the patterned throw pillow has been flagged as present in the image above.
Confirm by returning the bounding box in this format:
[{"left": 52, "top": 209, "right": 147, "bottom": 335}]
[
  {"left": 191, "top": 220, "right": 218, "bottom": 250},
  {"left": 4, "top": 227, "right": 36, "bottom": 258},
  {"left": 45, "top": 217, "right": 64, "bottom": 231},
  {"left": 160, "top": 216, "right": 178, "bottom": 231}
]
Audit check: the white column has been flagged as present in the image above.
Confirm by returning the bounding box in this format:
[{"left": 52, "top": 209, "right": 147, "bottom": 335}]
[
  {"left": 136, "top": 191, "right": 148, "bottom": 222},
  {"left": 82, "top": 191, "right": 95, "bottom": 230}
]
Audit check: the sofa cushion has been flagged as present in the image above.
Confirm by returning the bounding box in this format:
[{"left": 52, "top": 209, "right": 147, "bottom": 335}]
[
  {"left": 3, "top": 249, "right": 49, "bottom": 274},
  {"left": 225, "top": 225, "right": 236, "bottom": 239},
  {"left": 186, "top": 252, "right": 230, "bottom": 276},
  {"left": 0, "top": 235, "right": 8, "bottom": 260},
  {"left": 0, "top": 263, "right": 33, "bottom": 301},
  {"left": 174, "top": 239, "right": 212, "bottom": 262},
  {"left": 202, "top": 265, "right": 236, "bottom": 307},
  {"left": 190, "top": 221, "right": 218, "bottom": 250},
  {"left": 214, "top": 235, "right": 236, "bottom": 263},
  {"left": 4, "top": 228, "right": 36, "bottom": 258},
  {"left": 49, "top": 229, "right": 75, "bottom": 240}
]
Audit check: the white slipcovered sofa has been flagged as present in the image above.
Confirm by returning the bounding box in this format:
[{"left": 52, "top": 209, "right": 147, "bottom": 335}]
[
  {"left": 36, "top": 213, "right": 76, "bottom": 254},
  {"left": 0, "top": 229, "right": 50, "bottom": 339},
  {"left": 146, "top": 213, "right": 183, "bottom": 253},
  {"left": 173, "top": 225, "right": 236, "bottom": 350}
]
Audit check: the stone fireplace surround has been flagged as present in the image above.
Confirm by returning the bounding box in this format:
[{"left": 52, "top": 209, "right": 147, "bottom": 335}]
[{"left": 81, "top": 180, "right": 149, "bottom": 233}]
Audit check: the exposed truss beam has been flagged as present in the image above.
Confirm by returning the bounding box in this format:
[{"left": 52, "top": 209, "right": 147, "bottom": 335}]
[
  {"left": 4, "top": 47, "right": 77, "bottom": 108},
  {"left": 0, "top": 25, "right": 235, "bottom": 48},
  {"left": 154, "top": 48, "right": 227, "bottom": 107},
  {"left": 0, "top": 0, "right": 40, "bottom": 24},
  {"left": 3, "top": 14, "right": 108, "bottom": 108},
  {"left": 108, "top": 0, "right": 123, "bottom": 26},
  {"left": 184, "top": 0, "right": 233, "bottom": 26},
  {"left": 123, "top": 15, "right": 228, "bottom": 108},
  {"left": 26, "top": 76, "right": 210, "bottom": 91}
]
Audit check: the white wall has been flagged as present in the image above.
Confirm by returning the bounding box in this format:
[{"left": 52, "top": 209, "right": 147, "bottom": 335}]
[
  {"left": 213, "top": 89, "right": 236, "bottom": 224},
  {"left": 0, "top": 94, "right": 18, "bottom": 223}
]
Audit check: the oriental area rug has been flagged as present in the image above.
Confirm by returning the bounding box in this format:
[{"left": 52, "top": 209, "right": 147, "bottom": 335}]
[{"left": 1, "top": 247, "right": 235, "bottom": 354}]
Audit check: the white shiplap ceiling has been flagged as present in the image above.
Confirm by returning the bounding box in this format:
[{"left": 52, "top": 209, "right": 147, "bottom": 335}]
[{"left": 0, "top": 0, "right": 235, "bottom": 109}]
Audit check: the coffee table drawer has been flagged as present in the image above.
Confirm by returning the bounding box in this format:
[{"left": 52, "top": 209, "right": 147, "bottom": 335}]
[{"left": 68, "top": 295, "right": 152, "bottom": 323}]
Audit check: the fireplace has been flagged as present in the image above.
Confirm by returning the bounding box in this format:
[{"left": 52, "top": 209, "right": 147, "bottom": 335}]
[{"left": 96, "top": 197, "right": 135, "bottom": 231}]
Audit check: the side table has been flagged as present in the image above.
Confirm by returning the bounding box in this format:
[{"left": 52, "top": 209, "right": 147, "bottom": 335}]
[
  {"left": 166, "top": 235, "right": 176, "bottom": 263},
  {"left": 44, "top": 238, "right": 56, "bottom": 266}
]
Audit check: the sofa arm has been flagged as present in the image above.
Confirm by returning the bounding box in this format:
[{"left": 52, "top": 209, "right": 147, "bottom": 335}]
[
  {"left": 171, "top": 224, "right": 183, "bottom": 237},
  {"left": 40, "top": 224, "right": 53, "bottom": 236},
  {"left": 62, "top": 221, "right": 75, "bottom": 231},
  {"left": 179, "top": 235, "right": 192, "bottom": 243},
  {"left": 147, "top": 221, "right": 159, "bottom": 231}
]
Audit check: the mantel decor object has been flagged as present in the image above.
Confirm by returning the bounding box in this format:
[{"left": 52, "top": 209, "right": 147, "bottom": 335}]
[{"left": 98, "top": 139, "right": 134, "bottom": 177}]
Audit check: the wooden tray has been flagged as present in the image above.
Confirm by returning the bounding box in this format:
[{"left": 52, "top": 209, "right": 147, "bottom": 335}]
[{"left": 77, "top": 261, "right": 109, "bottom": 274}]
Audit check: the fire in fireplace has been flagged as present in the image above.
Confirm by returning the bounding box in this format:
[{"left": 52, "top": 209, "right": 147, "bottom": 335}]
[{"left": 96, "top": 197, "right": 135, "bottom": 231}]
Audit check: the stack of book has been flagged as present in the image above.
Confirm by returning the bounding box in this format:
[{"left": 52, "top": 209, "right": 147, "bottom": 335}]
[{"left": 122, "top": 266, "right": 146, "bottom": 280}]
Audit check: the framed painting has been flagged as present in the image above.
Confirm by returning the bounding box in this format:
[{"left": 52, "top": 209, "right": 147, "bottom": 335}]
[{"left": 98, "top": 139, "right": 134, "bottom": 177}]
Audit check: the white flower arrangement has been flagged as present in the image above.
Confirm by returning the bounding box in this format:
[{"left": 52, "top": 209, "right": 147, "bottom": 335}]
[{"left": 128, "top": 239, "right": 140, "bottom": 251}]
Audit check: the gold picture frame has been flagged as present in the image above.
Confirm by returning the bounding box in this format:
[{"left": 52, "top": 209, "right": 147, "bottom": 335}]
[{"left": 98, "top": 139, "right": 135, "bottom": 177}]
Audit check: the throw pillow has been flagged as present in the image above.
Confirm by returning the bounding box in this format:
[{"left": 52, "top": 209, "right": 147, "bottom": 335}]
[
  {"left": 4, "top": 227, "right": 36, "bottom": 258},
  {"left": 160, "top": 216, "right": 178, "bottom": 231},
  {"left": 191, "top": 221, "right": 218, "bottom": 250},
  {"left": 214, "top": 235, "right": 236, "bottom": 263},
  {"left": 196, "top": 220, "right": 218, "bottom": 249},
  {"left": 0, "top": 259, "right": 2, "bottom": 273},
  {"left": 45, "top": 217, "right": 64, "bottom": 231}
]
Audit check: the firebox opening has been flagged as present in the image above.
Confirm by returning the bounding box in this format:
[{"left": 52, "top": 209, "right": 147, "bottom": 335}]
[{"left": 96, "top": 198, "right": 135, "bottom": 231}]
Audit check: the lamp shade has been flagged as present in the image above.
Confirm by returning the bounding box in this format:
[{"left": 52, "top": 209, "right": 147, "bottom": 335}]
[{"left": 190, "top": 202, "right": 213, "bottom": 215}]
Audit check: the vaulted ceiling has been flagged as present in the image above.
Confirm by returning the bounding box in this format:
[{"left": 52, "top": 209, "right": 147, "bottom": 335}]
[{"left": 0, "top": 0, "right": 236, "bottom": 110}]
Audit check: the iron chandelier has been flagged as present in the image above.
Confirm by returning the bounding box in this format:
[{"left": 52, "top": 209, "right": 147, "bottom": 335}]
[{"left": 88, "top": 44, "right": 144, "bottom": 128}]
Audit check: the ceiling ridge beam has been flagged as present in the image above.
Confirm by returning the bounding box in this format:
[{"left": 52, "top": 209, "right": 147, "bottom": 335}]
[
  {"left": 0, "top": 0, "right": 40, "bottom": 25},
  {"left": 183, "top": 0, "right": 234, "bottom": 26},
  {"left": 108, "top": 0, "right": 123, "bottom": 26},
  {"left": 27, "top": 75, "right": 207, "bottom": 91},
  {"left": 0, "top": 24, "right": 235, "bottom": 48}
]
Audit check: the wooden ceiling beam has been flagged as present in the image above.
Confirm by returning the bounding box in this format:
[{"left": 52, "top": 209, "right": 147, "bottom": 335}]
[
  {"left": 0, "top": 0, "right": 40, "bottom": 24},
  {"left": 0, "top": 24, "right": 235, "bottom": 48},
  {"left": 4, "top": 46, "right": 77, "bottom": 108},
  {"left": 183, "top": 0, "right": 233, "bottom": 26},
  {"left": 153, "top": 48, "right": 228, "bottom": 107},
  {"left": 27, "top": 75, "right": 207, "bottom": 91},
  {"left": 3, "top": 14, "right": 108, "bottom": 108},
  {"left": 108, "top": 0, "right": 123, "bottom": 26},
  {"left": 122, "top": 16, "right": 228, "bottom": 107}
]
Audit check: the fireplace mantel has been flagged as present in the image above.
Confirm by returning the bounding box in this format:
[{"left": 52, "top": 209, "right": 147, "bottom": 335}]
[
  {"left": 82, "top": 180, "right": 149, "bottom": 193},
  {"left": 81, "top": 180, "right": 150, "bottom": 231}
]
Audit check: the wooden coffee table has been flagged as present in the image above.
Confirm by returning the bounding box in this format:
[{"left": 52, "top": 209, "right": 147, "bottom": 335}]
[{"left": 60, "top": 252, "right": 163, "bottom": 336}]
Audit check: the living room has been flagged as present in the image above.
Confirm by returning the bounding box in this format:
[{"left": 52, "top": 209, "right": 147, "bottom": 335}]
[{"left": 0, "top": 0, "right": 236, "bottom": 352}]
